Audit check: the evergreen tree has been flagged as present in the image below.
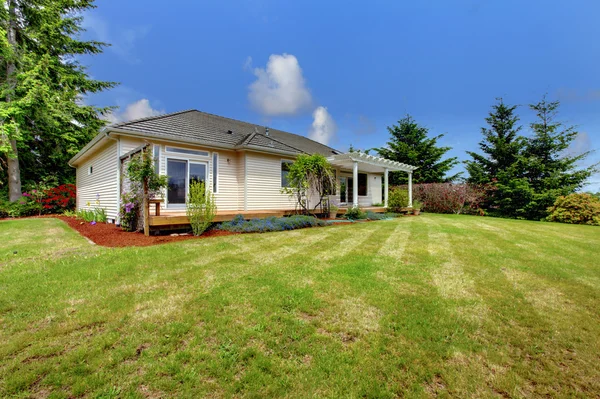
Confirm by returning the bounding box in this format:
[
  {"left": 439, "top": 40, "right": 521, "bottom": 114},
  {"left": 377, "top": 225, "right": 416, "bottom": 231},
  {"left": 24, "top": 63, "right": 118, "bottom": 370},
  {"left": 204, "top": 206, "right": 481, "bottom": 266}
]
[
  {"left": 0, "top": 0, "right": 116, "bottom": 201},
  {"left": 464, "top": 99, "right": 526, "bottom": 216},
  {"left": 519, "top": 96, "right": 596, "bottom": 219},
  {"left": 377, "top": 115, "right": 460, "bottom": 185},
  {"left": 465, "top": 99, "right": 524, "bottom": 184}
]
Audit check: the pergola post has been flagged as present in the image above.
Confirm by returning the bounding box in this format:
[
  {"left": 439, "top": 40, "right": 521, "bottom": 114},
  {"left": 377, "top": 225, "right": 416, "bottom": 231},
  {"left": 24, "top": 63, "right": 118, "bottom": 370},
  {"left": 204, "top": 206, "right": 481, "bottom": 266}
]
[
  {"left": 384, "top": 168, "right": 389, "bottom": 208},
  {"left": 352, "top": 161, "right": 359, "bottom": 208},
  {"left": 408, "top": 171, "right": 413, "bottom": 208}
]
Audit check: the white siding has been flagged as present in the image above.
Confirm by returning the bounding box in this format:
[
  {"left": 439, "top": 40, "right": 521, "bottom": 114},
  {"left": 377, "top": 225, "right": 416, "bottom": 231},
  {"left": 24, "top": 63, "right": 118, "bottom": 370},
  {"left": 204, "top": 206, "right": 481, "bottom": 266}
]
[
  {"left": 246, "top": 152, "right": 297, "bottom": 210},
  {"left": 76, "top": 141, "right": 119, "bottom": 221},
  {"left": 238, "top": 152, "right": 246, "bottom": 210},
  {"left": 212, "top": 149, "right": 239, "bottom": 211},
  {"left": 119, "top": 136, "right": 144, "bottom": 156}
]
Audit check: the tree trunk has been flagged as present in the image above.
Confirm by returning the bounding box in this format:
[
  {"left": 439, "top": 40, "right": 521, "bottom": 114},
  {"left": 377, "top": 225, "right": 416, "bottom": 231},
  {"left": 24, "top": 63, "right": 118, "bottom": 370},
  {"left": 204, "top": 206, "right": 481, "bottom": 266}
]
[{"left": 6, "top": 0, "right": 22, "bottom": 202}]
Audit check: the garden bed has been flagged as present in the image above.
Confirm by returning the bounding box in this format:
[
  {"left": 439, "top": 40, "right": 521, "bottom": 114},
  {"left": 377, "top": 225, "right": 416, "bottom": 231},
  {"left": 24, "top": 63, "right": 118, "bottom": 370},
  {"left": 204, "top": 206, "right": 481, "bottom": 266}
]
[{"left": 56, "top": 216, "right": 238, "bottom": 247}]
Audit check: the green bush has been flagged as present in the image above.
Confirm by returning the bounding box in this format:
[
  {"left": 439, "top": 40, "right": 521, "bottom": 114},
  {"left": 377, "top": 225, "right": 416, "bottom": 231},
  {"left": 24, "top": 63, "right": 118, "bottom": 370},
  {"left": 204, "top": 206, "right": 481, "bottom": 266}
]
[
  {"left": 344, "top": 207, "right": 366, "bottom": 220},
  {"left": 546, "top": 193, "right": 600, "bottom": 226},
  {"left": 0, "top": 196, "right": 42, "bottom": 218},
  {"left": 387, "top": 187, "right": 409, "bottom": 212},
  {"left": 218, "top": 214, "right": 328, "bottom": 233},
  {"left": 186, "top": 181, "right": 217, "bottom": 236}
]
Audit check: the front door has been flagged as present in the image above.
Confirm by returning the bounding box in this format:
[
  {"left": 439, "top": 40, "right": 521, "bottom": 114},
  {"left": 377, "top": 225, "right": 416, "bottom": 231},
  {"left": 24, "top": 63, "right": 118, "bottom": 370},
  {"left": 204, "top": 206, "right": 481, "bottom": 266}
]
[{"left": 340, "top": 177, "right": 347, "bottom": 203}]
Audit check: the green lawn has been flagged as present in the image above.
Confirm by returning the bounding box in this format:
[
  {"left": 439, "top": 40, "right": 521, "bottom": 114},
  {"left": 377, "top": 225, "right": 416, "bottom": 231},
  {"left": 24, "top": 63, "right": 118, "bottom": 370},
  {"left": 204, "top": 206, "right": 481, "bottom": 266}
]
[{"left": 1, "top": 215, "right": 599, "bottom": 398}]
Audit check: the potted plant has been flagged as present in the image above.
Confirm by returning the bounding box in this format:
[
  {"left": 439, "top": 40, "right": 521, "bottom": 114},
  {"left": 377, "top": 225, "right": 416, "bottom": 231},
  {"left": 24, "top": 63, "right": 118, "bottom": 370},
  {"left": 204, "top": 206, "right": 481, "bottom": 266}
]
[
  {"left": 412, "top": 200, "right": 422, "bottom": 216},
  {"left": 329, "top": 201, "right": 339, "bottom": 219}
]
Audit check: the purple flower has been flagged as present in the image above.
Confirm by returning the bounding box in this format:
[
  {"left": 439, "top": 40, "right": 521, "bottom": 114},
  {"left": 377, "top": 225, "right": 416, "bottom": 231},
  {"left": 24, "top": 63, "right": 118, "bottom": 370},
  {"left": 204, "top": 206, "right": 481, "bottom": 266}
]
[
  {"left": 90, "top": 221, "right": 96, "bottom": 225},
  {"left": 124, "top": 202, "right": 135, "bottom": 213}
]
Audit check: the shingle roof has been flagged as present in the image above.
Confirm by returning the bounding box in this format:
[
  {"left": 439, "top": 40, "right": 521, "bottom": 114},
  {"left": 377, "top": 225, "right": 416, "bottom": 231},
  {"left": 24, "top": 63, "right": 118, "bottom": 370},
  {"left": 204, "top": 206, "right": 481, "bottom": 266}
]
[{"left": 109, "top": 110, "right": 341, "bottom": 156}]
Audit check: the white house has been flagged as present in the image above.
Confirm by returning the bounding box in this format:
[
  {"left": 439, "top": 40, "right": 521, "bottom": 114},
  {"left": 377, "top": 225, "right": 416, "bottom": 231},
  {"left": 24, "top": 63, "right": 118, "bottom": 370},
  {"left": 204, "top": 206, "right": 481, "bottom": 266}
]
[{"left": 68, "top": 110, "right": 417, "bottom": 226}]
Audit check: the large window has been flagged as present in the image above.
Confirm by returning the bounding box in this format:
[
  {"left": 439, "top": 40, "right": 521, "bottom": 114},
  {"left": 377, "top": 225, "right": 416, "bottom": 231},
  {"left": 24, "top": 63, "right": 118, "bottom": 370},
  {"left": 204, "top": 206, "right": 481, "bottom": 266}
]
[
  {"left": 166, "top": 159, "right": 207, "bottom": 206},
  {"left": 281, "top": 160, "right": 293, "bottom": 187}
]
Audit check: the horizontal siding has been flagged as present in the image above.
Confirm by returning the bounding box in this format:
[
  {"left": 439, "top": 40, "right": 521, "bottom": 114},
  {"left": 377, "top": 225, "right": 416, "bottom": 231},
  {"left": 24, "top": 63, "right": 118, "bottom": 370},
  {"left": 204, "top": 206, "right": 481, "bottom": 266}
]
[
  {"left": 76, "top": 141, "right": 118, "bottom": 221},
  {"left": 120, "top": 137, "right": 144, "bottom": 156},
  {"left": 213, "top": 149, "right": 239, "bottom": 211},
  {"left": 246, "top": 152, "right": 297, "bottom": 210}
]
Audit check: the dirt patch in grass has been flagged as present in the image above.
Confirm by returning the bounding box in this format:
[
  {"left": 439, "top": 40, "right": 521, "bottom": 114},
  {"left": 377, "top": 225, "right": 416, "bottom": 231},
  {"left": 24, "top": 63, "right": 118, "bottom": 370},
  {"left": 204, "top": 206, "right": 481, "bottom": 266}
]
[{"left": 55, "top": 216, "right": 238, "bottom": 247}]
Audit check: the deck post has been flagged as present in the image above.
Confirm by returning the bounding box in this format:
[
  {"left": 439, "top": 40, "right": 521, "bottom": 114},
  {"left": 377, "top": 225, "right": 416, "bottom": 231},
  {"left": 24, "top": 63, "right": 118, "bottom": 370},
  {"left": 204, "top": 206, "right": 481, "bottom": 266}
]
[
  {"left": 408, "top": 171, "right": 413, "bottom": 208},
  {"left": 384, "top": 168, "right": 389, "bottom": 208},
  {"left": 352, "top": 161, "right": 359, "bottom": 208}
]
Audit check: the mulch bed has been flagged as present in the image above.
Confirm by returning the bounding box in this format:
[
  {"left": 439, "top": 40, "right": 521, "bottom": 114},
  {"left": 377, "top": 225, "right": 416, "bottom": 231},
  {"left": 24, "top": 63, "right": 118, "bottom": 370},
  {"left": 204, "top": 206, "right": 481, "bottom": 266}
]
[{"left": 54, "top": 216, "right": 238, "bottom": 248}]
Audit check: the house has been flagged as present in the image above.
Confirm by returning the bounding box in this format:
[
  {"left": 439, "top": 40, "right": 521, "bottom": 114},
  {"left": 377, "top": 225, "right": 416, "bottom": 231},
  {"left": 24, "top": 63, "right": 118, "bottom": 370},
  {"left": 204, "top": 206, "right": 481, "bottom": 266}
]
[{"left": 68, "top": 110, "right": 417, "bottom": 226}]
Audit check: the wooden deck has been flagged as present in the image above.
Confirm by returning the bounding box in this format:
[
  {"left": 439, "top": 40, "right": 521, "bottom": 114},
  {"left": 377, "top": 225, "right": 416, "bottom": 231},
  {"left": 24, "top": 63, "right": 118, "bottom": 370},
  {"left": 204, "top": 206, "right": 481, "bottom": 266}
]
[{"left": 148, "top": 207, "right": 387, "bottom": 228}]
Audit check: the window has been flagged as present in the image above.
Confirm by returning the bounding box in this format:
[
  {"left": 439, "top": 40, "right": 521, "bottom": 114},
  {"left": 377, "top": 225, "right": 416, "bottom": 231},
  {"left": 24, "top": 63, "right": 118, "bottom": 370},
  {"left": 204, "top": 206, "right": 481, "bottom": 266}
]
[
  {"left": 88, "top": 166, "right": 93, "bottom": 175},
  {"left": 153, "top": 144, "right": 160, "bottom": 174},
  {"left": 212, "top": 153, "right": 218, "bottom": 193},
  {"left": 281, "top": 160, "right": 293, "bottom": 187},
  {"left": 358, "top": 173, "right": 367, "bottom": 196},
  {"left": 165, "top": 146, "right": 209, "bottom": 157},
  {"left": 166, "top": 159, "right": 207, "bottom": 206}
]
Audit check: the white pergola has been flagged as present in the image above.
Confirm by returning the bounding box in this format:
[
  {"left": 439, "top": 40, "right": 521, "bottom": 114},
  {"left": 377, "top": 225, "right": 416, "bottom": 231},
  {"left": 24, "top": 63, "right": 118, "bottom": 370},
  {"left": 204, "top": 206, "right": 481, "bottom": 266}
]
[{"left": 327, "top": 152, "right": 418, "bottom": 208}]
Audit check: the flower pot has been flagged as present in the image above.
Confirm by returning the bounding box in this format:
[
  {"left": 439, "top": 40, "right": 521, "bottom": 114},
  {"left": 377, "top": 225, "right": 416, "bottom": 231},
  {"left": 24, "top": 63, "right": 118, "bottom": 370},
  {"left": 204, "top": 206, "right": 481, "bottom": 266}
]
[
  {"left": 413, "top": 209, "right": 421, "bottom": 216},
  {"left": 329, "top": 211, "right": 337, "bottom": 219}
]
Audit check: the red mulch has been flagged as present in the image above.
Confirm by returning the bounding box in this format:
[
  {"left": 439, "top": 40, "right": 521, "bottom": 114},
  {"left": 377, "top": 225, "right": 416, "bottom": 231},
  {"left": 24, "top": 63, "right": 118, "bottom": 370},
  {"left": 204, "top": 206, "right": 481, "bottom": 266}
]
[{"left": 54, "top": 216, "right": 238, "bottom": 247}]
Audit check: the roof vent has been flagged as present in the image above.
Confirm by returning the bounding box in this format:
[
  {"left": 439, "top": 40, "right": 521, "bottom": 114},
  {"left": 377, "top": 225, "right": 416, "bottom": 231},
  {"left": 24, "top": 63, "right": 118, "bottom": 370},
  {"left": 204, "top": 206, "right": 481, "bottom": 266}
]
[
  {"left": 265, "top": 127, "right": 269, "bottom": 136},
  {"left": 227, "top": 129, "right": 233, "bottom": 134},
  {"left": 269, "top": 140, "right": 274, "bottom": 147}
]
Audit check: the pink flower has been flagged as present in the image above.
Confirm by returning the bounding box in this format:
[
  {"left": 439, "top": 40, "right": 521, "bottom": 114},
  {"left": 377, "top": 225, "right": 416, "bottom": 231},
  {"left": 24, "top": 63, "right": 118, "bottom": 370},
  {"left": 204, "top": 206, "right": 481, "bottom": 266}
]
[{"left": 22, "top": 192, "right": 30, "bottom": 197}]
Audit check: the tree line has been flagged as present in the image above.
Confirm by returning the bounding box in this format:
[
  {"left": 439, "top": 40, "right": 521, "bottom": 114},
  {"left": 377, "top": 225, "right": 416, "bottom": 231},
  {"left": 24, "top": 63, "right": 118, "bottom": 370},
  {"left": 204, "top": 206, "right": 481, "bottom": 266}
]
[{"left": 375, "top": 97, "right": 597, "bottom": 220}]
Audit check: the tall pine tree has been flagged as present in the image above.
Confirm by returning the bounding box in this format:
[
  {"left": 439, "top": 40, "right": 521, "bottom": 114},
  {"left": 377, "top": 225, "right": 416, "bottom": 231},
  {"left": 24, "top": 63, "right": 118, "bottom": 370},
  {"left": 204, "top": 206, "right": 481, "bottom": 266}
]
[
  {"left": 465, "top": 99, "right": 527, "bottom": 216},
  {"left": 1, "top": 0, "right": 116, "bottom": 201},
  {"left": 377, "top": 115, "right": 460, "bottom": 185},
  {"left": 519, "top": 96, "right": 596, "bottom": 219}
]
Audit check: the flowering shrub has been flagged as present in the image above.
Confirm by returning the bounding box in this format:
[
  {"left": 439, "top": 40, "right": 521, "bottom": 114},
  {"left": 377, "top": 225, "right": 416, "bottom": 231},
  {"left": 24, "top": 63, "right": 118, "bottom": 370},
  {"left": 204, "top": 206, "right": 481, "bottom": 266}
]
[
  {"left": 119, "top": 191, "right": 141, "bottom": 231},
  {"left": 410, "top": 183, "right": 487, "bottom": 215},
  {"left": 218, "top": 215, "right": 329, "bottom": 233},
  {"left": 41, "top": 184, "right": 76, "bottom": 213},
  {"left": 546, "top": 193, "right": 600, "bottom": 226}
]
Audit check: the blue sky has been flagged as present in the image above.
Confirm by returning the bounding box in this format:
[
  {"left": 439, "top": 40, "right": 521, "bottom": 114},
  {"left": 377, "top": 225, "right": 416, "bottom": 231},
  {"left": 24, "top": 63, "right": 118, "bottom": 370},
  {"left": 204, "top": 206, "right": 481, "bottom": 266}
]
[{"left": 82, "top": 0, "right": 600, "bottom": 190}]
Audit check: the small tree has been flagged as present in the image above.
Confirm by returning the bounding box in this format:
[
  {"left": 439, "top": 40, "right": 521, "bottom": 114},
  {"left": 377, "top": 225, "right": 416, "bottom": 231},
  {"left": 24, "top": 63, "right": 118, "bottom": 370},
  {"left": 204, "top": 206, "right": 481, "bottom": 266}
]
[
  {"left": 282, "top": 154, "right": 335, "bottom": 216},
  {"left": 186, "top": 180, "right": 217, "bottom": 236},
  {"left": 126, "top": 147, "right": 168, "bottom": 235}
]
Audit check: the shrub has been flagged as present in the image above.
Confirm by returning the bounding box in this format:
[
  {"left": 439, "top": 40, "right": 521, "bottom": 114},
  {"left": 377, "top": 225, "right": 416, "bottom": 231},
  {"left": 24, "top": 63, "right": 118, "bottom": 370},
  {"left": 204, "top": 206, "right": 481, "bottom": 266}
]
[
  {"left": 119, "top": 191, "right": 141, "bottom": 232},
  {"left": 344, "top": 207, "right": 366, "bottom": 220},
  {"left": 546, "top": 193, "right": 600, "bottom": 226},
  {"left": 186, "top": 181, "right": 217, "bottom": 236},
  {"left": 411, "top": 183, "right": 487, "bottom": 214},
  {"left": 41, "top": 184, "right": 76, "bottom": 213},
  {"left": 0, "top": 196, "right": 42, "bottom": 218},
  {"left": 219, "top": 214, "right": 328, "bottom": 233},
  {"left": 387, "top": 188, "right": 409, "bottom": 212}
]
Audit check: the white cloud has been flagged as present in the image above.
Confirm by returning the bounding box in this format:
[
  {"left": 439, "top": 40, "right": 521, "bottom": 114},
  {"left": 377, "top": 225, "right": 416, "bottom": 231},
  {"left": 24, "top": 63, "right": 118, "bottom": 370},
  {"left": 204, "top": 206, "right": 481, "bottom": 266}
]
[
  {"left": 103, "top": 99, "right": 164, "bottom": 123},
  {"left": 308, "top": 106, "right": 337, "bottom": 145},
  {"left": 83, "top": 14, "right": 150, "bottom": 64},
  {"left": 248, "top": 53, "right": 312, "bottom": 116}
]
